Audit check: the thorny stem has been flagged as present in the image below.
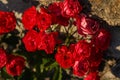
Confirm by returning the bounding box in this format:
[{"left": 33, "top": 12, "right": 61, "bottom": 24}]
[
  {"left": 68, "top": 19, "right": 73, "bottom": 31},
  {"left": 64, "top": 26, "right": 68, "bottom": 34},
  {"left": 52, "top": 24, "right": 60, "bottom": 32},
  {"left": 71, "top": 30, "right": 77, "bottom": 36},
  {"left": 65, "top": 37, "right": 70, "bottom": 46}
]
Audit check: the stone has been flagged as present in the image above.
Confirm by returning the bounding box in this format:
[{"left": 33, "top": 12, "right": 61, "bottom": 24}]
[{"left": 89, "top": 0, "right": 120, "bottom": 26}]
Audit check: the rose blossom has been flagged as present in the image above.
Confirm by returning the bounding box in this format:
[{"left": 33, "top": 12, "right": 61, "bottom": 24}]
[
  {"left": 88, "top": 47, "right": 103, "bottom": 71},
  {"left": 37, "top": 7, "right": 52, "bottom": 32},
  {"left": 0, "top": 48, "right": 7, "bottom": 69},
  {"left": 76, "top": 14, "right": 99, "bottom": 35},
  {"left": 84, "top": 72, "right": 100, "bottom": 80},
  {"left": 36, "top": 32, "right": 57, "bottom": 54},
  {"left": 61, "top": 0, "right": 82, "bottom": 17},
  {"left": 0, "top": 11, "right": 16, "bottom": 35},
  {"left": 92, "top": 29, "right": 111, "bottom": 51},
  {"left": 73, "top": 59, "right": 89, "bottom": 77},
  {"left": 55, "top": 45, "right": 74, "bottom": 68},
  {"left": 22, "top": 30, "right": 38, "bottom": 52},
  {"left": 22, "top": 6, "right": 37, "bottom": 30},
  {"left": 56, "top": 15, "right": 69, "bottom": 26},
  {"left": 73, "top": 40, "right": 92, "bottom": 61},
  {"left": 48, "top": 2, "right": 61, "bottom": 17},
  {"left": 48, "top": 2, "right": 69, "bottom": 26},
  {"left": 6, "top": 55, "right": 25, "bottom": 76}
]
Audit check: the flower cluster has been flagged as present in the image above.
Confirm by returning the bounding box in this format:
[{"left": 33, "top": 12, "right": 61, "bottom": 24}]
[
  {"left": 0, "top": 11, "right": 25, "bottom": 76},
  {"left": 22, "top": 0, "right": 111, "bottom": 80},
  {"left": 0, "top": 0, "right": 111, "bottom": 79},
  {"left": 0, "top": 48, "right": 25, "bottom": 76}
]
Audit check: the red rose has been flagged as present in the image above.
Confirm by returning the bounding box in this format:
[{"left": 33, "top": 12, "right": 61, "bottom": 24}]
[
  {"left": 48, "top": 2, "right": 69, "bottom": 26},
  {"left": 6, "top": 55, "right": 25, "bottom": 76},
  {"left": 0, "top": 11, "right": 16, "bottom": 34},
  {"left": 92, "top": 29, "right": 111, "bottom": 51},
  {"left": 76, "top": 14, "right": 99, "bottom": 35},
  {"left": 56, "top": 15, "right": 69, "bottom": 26},
  {"left": 55, "top": 45, "right": 74, "bottom": 68},
  {"left": 61, "top": 0, "right": 82, "bottom": 17},
  {"left": 37, "top": 7, "right": 52, "bottom": 32},
  {"left": 40, "top": 7, "right": 48, "bottom": 13},
  {"left": 69, "top": 44, "right": 75, "bottom": 53},
  {"left": 0, "top": 48, "right": 7, "bottom": 68},
  {"left": 88, "top": 47, "right": 103, "bottom": 71},
  {"left": 84, "top": 72, "right": 100, "bottom": 80},
  {"left": 22, "top": 30, "right": 38, "bottom": 52},
  {"left": 73, "top": 40, "right": 92, "bottom": 61},
  {"left": 36, "top": 32, "right": 57, "bottom": 54},
  {"left": 73, "top": 59, "right": 89, "bottom": 77},
  {"left": 48, "top": 2, "right": 61, "bottom": 17},
  {"left": 22, "top": 6, "right": 37, "bottom": 30}
]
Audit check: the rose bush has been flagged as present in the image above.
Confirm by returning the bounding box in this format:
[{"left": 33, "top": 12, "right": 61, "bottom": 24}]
[{"left": 0, "top": 0, "right": 111, "bottom": 80}]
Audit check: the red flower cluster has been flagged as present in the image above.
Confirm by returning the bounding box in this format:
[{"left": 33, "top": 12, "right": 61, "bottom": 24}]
[
  {"left": 22, "top": 0, "right": 82, "bottom": 31},
  {"left": 22, "top": 6, "right": 52, "bottom": 31},
  {"left": 22, "top": 30, "right": 59, "bottom": 54},
  {"left": 0, "top": 0, "right": 111, "bottom": 79},
  {"left": 0, "top": 11, "right": 16, "bottom": 35},
  {"left": 22, "top": 0, "right": 82, "bottom": 53},
  {"left": 0, "top": 48, "right": 25, "bottom": 76},
  {"left": 22, "top": 0, "right": 111, "bottom": 79}
]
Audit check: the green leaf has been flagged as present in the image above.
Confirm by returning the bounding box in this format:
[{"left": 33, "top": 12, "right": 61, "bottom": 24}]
[
  {"left": 52, "top": 67, "right": 62, "bottom": 80},
  {"left": 19, "top": 67, "right": 34, "bottom": 80},
  {"left": 0, "top": 67, "right": 13, "bottom": 79},
  {"left": 48, "top": 62, "right": 58, "bottom": 70}
]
